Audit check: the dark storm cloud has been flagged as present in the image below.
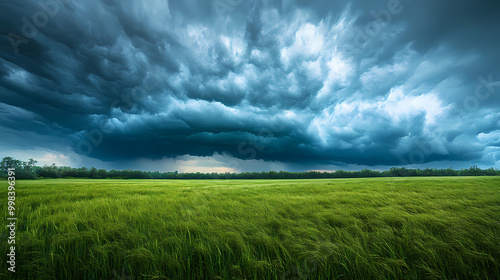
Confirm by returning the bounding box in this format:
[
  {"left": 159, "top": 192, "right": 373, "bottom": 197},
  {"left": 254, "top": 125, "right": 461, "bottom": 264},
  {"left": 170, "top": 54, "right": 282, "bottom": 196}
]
[{"left": 1, "top": 0, "right": 499, "bottom": 169}]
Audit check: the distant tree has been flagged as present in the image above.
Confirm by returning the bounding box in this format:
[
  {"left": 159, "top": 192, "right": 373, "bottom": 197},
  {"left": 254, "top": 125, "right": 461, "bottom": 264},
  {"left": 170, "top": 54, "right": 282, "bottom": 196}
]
[
  {"left": 0, "top": 157, "right": 38, "bottom": 179},
  {"left": 89, "top": 167, "right": 98, "bottom": 178},
  {"left": 1, "top": 157, "right": 22, "bottom": 171},
  {"left": 97, "top": 169, "right": 108, "bottom": 179}
]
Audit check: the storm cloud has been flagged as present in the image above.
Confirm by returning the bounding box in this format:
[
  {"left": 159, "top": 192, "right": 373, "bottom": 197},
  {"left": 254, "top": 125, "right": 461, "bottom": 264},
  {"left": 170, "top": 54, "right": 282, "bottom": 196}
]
[{"left": 1, "top": 0, "right": 499, "bottom": 171}]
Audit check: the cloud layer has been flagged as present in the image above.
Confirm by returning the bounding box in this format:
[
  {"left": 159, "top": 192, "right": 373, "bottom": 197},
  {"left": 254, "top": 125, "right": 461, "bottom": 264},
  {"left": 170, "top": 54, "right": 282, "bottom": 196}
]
[{"left": 1, "top": 0, "right": 499, "bottom": 170}]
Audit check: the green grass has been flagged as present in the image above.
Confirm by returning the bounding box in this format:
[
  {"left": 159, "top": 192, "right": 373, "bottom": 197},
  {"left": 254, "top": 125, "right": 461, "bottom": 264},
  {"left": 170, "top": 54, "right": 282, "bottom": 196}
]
[{"left": 1, "top": 177, "right": 499, "bottom": 279}]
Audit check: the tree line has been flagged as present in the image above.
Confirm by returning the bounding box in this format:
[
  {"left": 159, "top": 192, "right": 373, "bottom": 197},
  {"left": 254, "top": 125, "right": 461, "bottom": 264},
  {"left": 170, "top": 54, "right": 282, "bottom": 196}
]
[{"left": 0, "top": 156, "right": 498, "bottom": 180}]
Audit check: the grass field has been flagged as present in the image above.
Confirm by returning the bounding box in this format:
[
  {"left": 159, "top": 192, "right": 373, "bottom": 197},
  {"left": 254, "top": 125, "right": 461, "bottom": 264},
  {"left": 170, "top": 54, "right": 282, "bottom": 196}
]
[{"left": 1, "top": 177, "right": 499, "bottom": 279}]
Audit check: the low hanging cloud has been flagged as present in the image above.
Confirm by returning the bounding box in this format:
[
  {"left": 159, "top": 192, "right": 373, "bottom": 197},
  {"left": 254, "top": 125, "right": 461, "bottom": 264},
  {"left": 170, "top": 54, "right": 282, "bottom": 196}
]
[{"left": 0, "top": 0, "right": 499, "bottom": 171}]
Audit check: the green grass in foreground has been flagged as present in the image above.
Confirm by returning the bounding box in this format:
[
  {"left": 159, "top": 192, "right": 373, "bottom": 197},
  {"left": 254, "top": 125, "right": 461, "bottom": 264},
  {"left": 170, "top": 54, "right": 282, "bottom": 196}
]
[{"left": 1, "top": 177, "right": 499, "bottom": 279}]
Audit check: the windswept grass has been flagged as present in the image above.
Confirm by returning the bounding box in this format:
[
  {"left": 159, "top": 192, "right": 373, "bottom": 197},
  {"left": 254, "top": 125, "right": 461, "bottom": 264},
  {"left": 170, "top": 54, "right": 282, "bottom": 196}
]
[{"left": 1, "top": 177, "right": 499, "bottom": 279}]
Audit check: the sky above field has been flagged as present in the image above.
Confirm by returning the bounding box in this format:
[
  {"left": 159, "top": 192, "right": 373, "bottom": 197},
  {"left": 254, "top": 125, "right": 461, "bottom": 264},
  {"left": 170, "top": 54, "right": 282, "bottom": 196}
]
[{"left": 1, "top": 0, "right": 500, "bottom": 172}]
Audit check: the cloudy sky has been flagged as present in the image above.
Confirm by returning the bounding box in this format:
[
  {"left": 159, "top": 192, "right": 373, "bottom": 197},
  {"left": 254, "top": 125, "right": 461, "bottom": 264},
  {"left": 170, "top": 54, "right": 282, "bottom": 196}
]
[{"left": 1, "top": 0, "right": 499, "bottom": 172}]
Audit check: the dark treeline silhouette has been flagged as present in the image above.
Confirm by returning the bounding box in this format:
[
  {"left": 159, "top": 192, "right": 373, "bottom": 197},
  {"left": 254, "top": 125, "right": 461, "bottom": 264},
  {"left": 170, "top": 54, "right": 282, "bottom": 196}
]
[{"left": 1, "top": 157, "right": 499, "bottom": 180}]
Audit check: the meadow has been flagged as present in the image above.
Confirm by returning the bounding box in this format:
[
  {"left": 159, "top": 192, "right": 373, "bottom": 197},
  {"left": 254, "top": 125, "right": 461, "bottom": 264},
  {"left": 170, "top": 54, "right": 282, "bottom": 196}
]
[{"left": 1, "top": 177, "right": 499, "bottom": 279}]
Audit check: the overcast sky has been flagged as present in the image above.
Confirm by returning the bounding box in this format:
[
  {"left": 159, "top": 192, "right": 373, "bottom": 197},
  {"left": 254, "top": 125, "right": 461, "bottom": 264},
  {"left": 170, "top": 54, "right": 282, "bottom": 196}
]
[{"left": 1, "top": 0, "right": 499, "bottom": 172}]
